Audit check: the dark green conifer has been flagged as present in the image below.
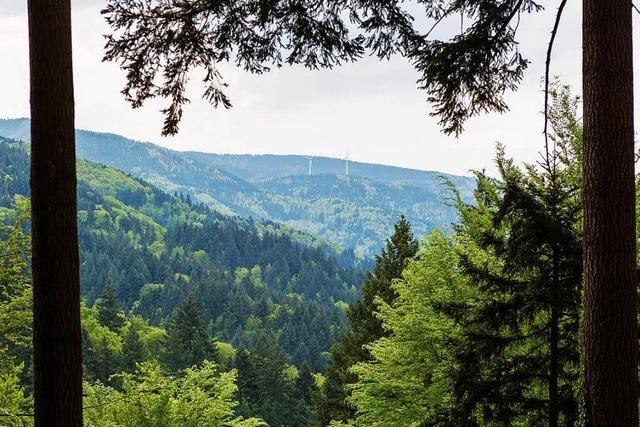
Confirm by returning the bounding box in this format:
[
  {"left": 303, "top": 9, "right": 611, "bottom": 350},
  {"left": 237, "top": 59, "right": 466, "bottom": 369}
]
[
  {"left": 236, "top": 332, "right": 298, "bottom": 426},
  {"left": 445, "top": 98, "right": 583, "bottom": 425},
  {"left": 294, "top": 362, "right": 318, "bottom": 425},
  {"left": 162, "top": 294, "right": 216, "bottom": 372},
  {"left": 96, "top": 281, "right": 125, "bottom": 332},
  {"left": 121, "top": 323, "right": 147, "bottom": 373},
  {"left": 81, "top": 327, "right": 96, "bottom": 381}
]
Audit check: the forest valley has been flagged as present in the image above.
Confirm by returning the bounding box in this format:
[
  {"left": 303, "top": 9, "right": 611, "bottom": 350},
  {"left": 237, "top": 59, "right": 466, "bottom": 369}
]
[{"left": 0, "top": 86, "right": 632, "bottom": 426}]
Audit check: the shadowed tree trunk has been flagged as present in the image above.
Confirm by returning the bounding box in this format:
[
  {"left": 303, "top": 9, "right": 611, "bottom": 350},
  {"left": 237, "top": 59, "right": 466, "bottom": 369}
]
[
  {"left": 582, "top": 1, "right": 637, "bottom": 424},
  {"left": 27, "top": 0, "right": 83, "bottom": 425}
]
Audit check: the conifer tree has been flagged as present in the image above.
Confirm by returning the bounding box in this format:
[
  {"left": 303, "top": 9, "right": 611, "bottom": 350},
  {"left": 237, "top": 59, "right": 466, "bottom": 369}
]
[
  {"left": 252, "top": 332, "right": 295, "bottom": 426},
  {"left": 444, "top": 87, "right": 583, "bottom": 425},
  {"left": 236, "top": 332, "right": 298, "bottom": 427},
  {"left": 81, "top": 327, "right": 96, "bottom": 381},
  {"left": 162, "top": 294, "right": 215, "bottom": 372},
  {"left": 94, "top": 335, "right": 117, "bottom": 385},
  {"left": 121, "top": 323, "right": 147, "bottom": 373},
  {"left": 316, "top": 216, "right": 418, "bottom": 425},
  {"left": 236, "top": 348, "right": 259, "bottom": 414},
  {"left": 96, "top": 281, "right": 125, "bottom": 332},
  {"left": 295, "top": 362, "right": 318, "bottom": 426},
  {"left": 0, "top": 197, "right": 32, "bottom": 373}
]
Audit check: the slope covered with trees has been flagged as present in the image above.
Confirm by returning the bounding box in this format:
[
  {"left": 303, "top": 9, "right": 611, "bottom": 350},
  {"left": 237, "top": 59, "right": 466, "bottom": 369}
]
[
  {"left": 0, "top": 137, "right": 365, "bottom": 374},
  {"left": 0, "top": 208, "right": 316, "bottom": 425},
  {"left": 0, "top": 118, "right": 473, "bottom": 258}
]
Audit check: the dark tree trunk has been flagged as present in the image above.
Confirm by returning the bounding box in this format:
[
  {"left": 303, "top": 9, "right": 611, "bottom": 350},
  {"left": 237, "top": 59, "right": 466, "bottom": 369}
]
[
  {"left": 27, "top": 0, "right": 83, "bottom": 425},
  {"left": 549, "top": 306, "right": 558, "bottom": 427},
  {"left": 582, "top": 1, "right": 637, "bottom": 425}
]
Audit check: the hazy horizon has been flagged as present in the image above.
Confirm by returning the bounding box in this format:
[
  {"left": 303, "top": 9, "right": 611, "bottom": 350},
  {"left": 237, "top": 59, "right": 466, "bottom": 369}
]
[{"left": 0, "top": 116, "right": 475, "bottom": 177}]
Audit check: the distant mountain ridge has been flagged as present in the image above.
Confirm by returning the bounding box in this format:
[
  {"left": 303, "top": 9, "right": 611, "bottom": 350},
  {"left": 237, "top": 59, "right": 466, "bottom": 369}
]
[
  {"left": 0, "top": 118, "right": 474, "bottom": 257},
  {"left": 181, "top": 151, "right": 465, "bottom": 187}
]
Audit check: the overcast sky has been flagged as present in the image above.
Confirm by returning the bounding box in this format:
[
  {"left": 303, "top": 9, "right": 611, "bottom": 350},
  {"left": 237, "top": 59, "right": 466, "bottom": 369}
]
[{"left": 1, "top": 1, "right": 638, "bottom": 176}]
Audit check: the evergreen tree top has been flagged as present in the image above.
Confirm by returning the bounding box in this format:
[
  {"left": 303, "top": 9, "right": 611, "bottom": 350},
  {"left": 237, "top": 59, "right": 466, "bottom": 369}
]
[{"left": 96, "top": 280, "right": 125, "bottom": 332}]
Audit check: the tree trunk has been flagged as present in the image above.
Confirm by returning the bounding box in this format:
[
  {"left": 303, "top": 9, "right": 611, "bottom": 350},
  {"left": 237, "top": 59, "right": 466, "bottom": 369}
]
[
  {"left": 549, "top": 306, "right": 558, "bottom": 427},
  {"left": 27, "top": 0, "right": 83, "bottom": 425},
  {"left": 582, "top": 1, "right": 637, "bottom": 425}
]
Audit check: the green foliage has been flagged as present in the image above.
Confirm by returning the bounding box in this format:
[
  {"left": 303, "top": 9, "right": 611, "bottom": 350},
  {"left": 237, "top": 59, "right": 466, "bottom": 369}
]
[
  {"left": 121, "top": 323, "right": 148, "bottom": 373},
  {"left": 344, "top": 85, "right": 584, "bottom": 426},
  {"left": 248, "top": 174, "right": 469, "bottom": 259},
  {"left": 0, "top": 181, "right": 322, "bottom": 426},
  {"left": 96, "top": 281, "right": 126, "bottom": 332},
  {"left": 0, "top": 139, "right": 29, "bottom": 208},
  {"left": 236, "top": 332, "right": 297, "bottom": 426},
  {"left": 83, "top": 361, "right": 265, "bottom": 427},
  {"left": 128, "top": 315, "right": 166, "bottom": 360},
  {"left": 162, "top": 294, "right": 216, "bottom": 372},
  {"left": 431, "top": 85, "right": 583, "bottom": 426},
  {"left": 316, "top": 216, "right": 418, "bottom": 425},
  {"left": 347, "top": 231, "right": 469, "bottom": 426},
  {"left": 102, "top": 0, "right": 542, "bottom": 136},
  {"left": 0, "top": 121, "right": 474, "bottom": 259},
  {"left": 233, "top": 331, "right": 320, "bottom": 427},
  {"left": 82, "top": 303, "right": 123, "bottom": 385},
  {"left": 214, "top": 341, "right": 237, "bottom": 372},
  {"left": 0, "top": 197, "right": 32, "bottom": 425},
  {"left": 0, "top": 363, "right": 32, "bottom": 426},
  {"left": 0, "top": 137, "right": 365, "bottom": 373},
  {"left": 0, "top": 196, "right": 32, "bottom": 377},
  {"left": 295, "top": 362, "right": 319, "bottom": 425}
]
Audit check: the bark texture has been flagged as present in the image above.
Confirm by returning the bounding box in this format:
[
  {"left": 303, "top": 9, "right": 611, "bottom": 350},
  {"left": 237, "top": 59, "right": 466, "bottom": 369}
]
[
  {"left": 582, "top": 1, "right": 637, "bottom": 425},
  {"left": 27, "top": 0, "right": 83, "bottom": 425}
]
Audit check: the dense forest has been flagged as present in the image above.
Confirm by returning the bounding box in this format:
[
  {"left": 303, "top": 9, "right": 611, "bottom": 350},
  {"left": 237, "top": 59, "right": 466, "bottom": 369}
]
[
  {"left": 6, "top": 0, "right": 635, "bottom": 423},
  {"left": 0, "top": 118, "right": 474, "bottom": 258},
  {"left": 3, "top": 85, "right": 630, "bottom": 426},
  {"left": 0, "top": 136, "right": 372, "bottom": 425}
]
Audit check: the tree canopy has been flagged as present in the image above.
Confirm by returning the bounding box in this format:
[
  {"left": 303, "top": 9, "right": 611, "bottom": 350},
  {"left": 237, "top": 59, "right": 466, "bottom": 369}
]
[{"left": 103, "top": 0, "right": 542, "bottom": 135}]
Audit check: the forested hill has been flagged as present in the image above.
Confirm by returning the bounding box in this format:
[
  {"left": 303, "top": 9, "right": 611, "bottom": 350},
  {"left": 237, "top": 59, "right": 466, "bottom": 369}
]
[
  {"left": 0, "top": 118, "right": 474, "bottom": 257},
  {"left": 0, "top": 137, "right": 365, "bottom": 372}
]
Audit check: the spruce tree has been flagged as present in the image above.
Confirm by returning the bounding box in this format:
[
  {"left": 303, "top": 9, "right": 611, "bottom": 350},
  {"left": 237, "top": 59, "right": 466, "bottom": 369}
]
[
  {"left": 121, "top": 323, "right": 147, "bottom": 373},
  {"left": 162, "top": 294, "right": 215, "bottom": 372},
  {"left": 295, "top": 362, "right": 318, "bottom": 426},
  {"left": 445, "top": 93, "right": 583, "bottom": 425},
  {"left": 81, "top": 327, "right": 96, "bottom": 382},
  {"left": 96, "top": 281, "right": 125, "bottom": 332},
  {"left": 236, "top": 332, "right": 298, "bottom": 427},
  {"left": 236, "top": 348, "right": 258, "bottom": 415},
  {"left": 94, "top": 336, "right": 117, "bottom": 385},
  {"left": 316, "top": 216, "right": 418, "bottom": 425},
  {"left": 252, "top": 332, "right": 295, "bottom": 427},
  {"left": 82, "top": 328, "right": 119, "bottom": 386}
]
